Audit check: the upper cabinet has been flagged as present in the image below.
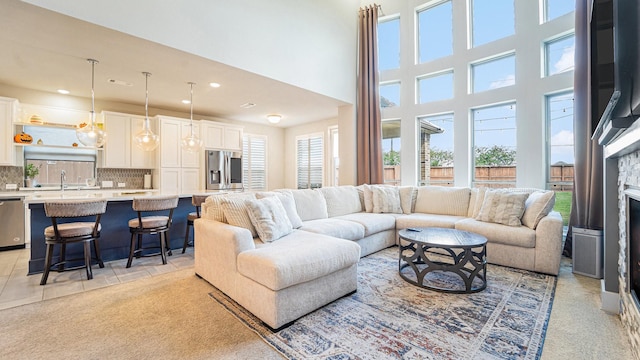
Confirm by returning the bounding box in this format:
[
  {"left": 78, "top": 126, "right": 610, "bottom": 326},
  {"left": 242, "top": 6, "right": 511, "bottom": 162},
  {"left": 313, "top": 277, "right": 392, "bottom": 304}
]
[
  {"left": 101, "top": 111, "right": 155, "bottom": 169},
  {"left": 200, "top": 120, "right": 243, "bottom": 151},
  {"left": 0, "top": 97, "right": 18, "bottom": 165},
  {"left": 157, "top": 115, "right": 200, "bottom": 168}
]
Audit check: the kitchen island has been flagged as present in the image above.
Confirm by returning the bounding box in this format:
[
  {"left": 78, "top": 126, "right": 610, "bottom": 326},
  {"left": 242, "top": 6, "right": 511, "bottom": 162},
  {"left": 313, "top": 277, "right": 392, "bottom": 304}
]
[{"left": 12, "top": 189, "right": 206, "bottom": 275}]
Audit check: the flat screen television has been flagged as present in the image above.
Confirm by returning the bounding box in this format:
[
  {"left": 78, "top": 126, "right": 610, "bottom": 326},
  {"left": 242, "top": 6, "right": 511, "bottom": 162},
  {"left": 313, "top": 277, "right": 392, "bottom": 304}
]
[{"left": 593, "top": 0, "right": 640, "bottom": 145}]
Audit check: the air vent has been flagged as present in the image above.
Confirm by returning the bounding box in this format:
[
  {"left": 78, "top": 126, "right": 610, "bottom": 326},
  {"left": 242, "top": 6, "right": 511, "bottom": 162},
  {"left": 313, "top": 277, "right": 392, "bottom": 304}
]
[{"left": 107, "top": 79, "right": 133, "bottom": 87}]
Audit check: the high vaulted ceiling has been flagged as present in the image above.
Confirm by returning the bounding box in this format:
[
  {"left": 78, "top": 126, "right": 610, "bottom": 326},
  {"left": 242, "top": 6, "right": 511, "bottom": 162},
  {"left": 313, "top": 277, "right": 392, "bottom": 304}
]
[{"left": 0, "top": 0, "right": 350, "bottom": 127}]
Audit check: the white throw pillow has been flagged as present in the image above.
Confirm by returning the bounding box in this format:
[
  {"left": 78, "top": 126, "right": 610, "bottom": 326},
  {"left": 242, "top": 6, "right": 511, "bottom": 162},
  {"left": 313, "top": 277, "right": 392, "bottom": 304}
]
[
  {"left": 371, "top": 186, "right": 403, "bottom": 214},
  {"left": 245, "top": 197, "right": 293, "bottom": 242},
  {"left": 475, "top": 190, "right": 528, "bottom": 227},
  {"left": 317, "top": 186, "right": 362, "bottom": 217},
  {"left": 521, "top": 191, "right": 556, "bottom": 229},
  {"left": 221, "top": 197, "right": 257, "bottom": 237},
  {"left": 399, "top": 186, "right": 418, "bottom": 214},
  {"left": 362, "top": 184, "right": 374, "bottom": 213},
  {"left": 201, "top": 192, "right": 256, "bottom": 222},
  {"left": 289, "top": 189, "right": 328, "bottom": 221},
  {"left": 256, "top": 190, "right": 303, "bottom": 228}
]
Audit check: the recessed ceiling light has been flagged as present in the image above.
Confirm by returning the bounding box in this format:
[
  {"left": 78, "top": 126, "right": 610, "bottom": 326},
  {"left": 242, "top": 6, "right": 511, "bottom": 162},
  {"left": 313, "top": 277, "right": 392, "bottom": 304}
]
[
  {"left": 182, "top": 100, "right": 191, "bottom": 104},
  {"left": 57, "top": 89, "right": 70, "bottom": 95},
  {"left": 240, "top": 102, "right": 256, "bottom": 108},
  {"left": 209, "top": 82, "right": 221, "bottom": 88}
]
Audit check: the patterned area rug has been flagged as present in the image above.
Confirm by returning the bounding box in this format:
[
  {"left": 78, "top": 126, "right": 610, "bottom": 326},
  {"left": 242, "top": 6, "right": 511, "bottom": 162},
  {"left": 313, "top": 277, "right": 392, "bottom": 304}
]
[{"left": 209, "top": 246, "right": 557, "bottom": 359}]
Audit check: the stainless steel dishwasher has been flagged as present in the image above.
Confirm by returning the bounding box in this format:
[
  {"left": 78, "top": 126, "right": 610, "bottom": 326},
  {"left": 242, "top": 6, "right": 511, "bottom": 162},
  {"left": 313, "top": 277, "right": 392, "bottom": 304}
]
[{"left": 0, "top": 198, "right": 25, "bottom": 249}]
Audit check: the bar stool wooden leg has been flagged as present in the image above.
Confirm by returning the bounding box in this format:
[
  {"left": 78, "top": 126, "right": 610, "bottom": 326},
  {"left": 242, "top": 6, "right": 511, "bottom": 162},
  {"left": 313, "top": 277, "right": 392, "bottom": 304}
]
[
  {"left": 84, "top": 241, "right": 93, "bottom": 280},
  {"left": 126, "top": 233, "right": 136, "bottom": 268},
  {"left": 182, "top": 221, "right": 191, "bottom": 254},
  {"left": 159, "top": 233, "right": 167, "bottom": 265},
  {"left": 93, "top": 239, "right": 104, "bottom": 268},
  {"left": 40, "top": 243, "right": 54, "bottom": 285},
  {"left": 58, "top": 242, "right": 67, "bottom": 272}
]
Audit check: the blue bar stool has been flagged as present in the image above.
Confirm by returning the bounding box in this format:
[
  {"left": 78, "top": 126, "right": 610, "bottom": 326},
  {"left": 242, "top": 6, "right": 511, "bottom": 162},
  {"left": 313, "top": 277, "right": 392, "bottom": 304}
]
[
  {"left": 41, "top": 199, "right": 108, "bottom": 285},
  {"left": 126, "top": 195, "right": 179, "bottom": 268}
]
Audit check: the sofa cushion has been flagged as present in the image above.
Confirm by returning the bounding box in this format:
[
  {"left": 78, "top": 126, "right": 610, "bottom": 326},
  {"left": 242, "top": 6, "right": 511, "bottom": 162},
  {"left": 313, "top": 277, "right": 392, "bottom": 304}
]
[
  {"left": 362, "top": 184, "right": 374, "bottom": 212},
  {"left": 255, "top": 190, "right": 303, "bottom": 228},
  {"left": 476, "top": 190, "right": 528, "bottom": 227},
  {"left": 371, "top": 186, "right": 403, "bottom": 214},
  {"left": 455, "top": 218, "right": 536, "bottom": 248},
  {"left": 399, "top": 186, "right": 418, "bottom": 214},
  {"left": 467, "top": 188, "right": 487, "bottom": 218},
  {"left": 202, "top": 192, "right": 256, "bottom": 222},
  {"left": 221, "top": 197, "right": 257, "bottom": 237},
  {"left": 317, "top": 186, "right": 362, "bottom": 217},
  {"left": 395, "top": 213, "right": 465, "bottom": 229},
  {"left": 521, "top": 191, "right": 556, "bottom": 229},
  {"left": 237, "top": 231, "right": 361, "bottom": 291},
  {"left": 414, "top": 186, "right": 470, "bottom": 216},
  {"left": 299, "top": 218, "right": 365, "bottom": 241},
  {"left": 335, "top": 213, "right": 397, "bottom": 236},
  {"left": 245, "top": 197, "right": 293, "bottom": 243},
  {"left": 289, "top": 189, "right": 328, "bottom": 221}
]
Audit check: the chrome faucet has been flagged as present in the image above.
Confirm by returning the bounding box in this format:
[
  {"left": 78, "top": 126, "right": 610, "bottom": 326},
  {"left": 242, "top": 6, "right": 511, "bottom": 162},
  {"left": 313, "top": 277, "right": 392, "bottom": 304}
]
[{"left": 60, "top": 170, "right": 66, "bottom": 191}]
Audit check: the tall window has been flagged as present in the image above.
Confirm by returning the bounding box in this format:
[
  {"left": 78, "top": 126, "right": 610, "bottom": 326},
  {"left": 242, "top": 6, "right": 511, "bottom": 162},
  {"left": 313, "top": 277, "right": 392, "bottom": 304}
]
[
  {"left": 296, "top": 134, "right": 323, "bottom": 189},
  {"left": 471, "top": 0, "right": 514, "bottom": 47},
  {"left": 547, "top": 92, "right": 574, "bottom": 225},
  {"left": 473, "top": 103, "right": 517, "bottom": 187},
  {"left": 545, "top": 34, "right": 575, "bottom": 76},
  {"left": 382, "top": 120, "right": 401, "bottom": 185},
  {"left": 378, "top": 17, "right": 400, "bottom": 71},
  {"left": 418, "top": 1, "right": 453, "bottom": 63},
  {"left": 472, "top": 54, "right": 516, "bottom": 93},
  {"left": 418, "top": 71, "right": 454, "bottom": 103},
  {"left": 380, "top": 81, "right": 401, "bottom": 108},
  {"left": 544, "top": 0, "right": 575, "bottom": 22},
  {"left": 329, "top": 126, "right": 339, "bottom": 186},
  {"left": 418, "top": 113, "right": 454, "bottom": 185},
  {"left": 242, "top": 134, "right": 267, "bottom": 191}
]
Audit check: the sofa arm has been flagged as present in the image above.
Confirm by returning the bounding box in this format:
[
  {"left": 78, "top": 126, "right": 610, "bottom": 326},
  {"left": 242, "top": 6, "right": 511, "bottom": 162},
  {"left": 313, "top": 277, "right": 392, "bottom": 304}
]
[
  {"left": 194, "top": 218, "right": 255, "bottom": 294},
  {"left": 533, "top": 211, "right": 564, "bottom": 275}
]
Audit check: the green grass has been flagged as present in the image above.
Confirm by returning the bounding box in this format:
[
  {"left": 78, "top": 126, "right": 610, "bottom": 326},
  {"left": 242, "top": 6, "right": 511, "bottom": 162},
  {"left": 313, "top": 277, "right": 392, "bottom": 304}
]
[{"left": 553, "top": 191, "right": 572, "bottom": 226}]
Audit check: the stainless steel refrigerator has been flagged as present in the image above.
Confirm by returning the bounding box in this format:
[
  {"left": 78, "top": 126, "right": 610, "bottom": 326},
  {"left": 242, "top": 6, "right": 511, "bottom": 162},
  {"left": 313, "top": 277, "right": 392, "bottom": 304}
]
[{"left": 205, "top": 150, "right": 243, "bottom": 190}]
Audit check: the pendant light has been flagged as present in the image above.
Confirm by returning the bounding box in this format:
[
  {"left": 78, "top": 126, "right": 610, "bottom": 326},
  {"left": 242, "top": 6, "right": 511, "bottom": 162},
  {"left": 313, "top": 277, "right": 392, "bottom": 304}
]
[
  {"left": 181, "top": 82, "right": 203, "bottom": 152},
  {"left": 133, "top": 72, "right": 160, "bottom": 151},
  {"left": 76, "top": 59, "right": 107, "bottom": 147}
]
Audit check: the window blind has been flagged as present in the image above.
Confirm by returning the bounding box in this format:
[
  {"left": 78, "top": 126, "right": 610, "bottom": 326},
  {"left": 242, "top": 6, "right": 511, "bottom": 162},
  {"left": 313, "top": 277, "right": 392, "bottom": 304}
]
[
  {"left": 296, "top": 134, "right": 323, "bottom": 189},
  {"left": 242, "top": 134, "right": 267, "bottom": 191}
]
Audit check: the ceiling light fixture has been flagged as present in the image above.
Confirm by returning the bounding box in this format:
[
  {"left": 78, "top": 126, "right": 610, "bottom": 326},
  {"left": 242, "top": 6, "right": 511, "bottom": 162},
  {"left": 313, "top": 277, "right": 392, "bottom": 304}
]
[
  {"left": 76, "top": 59, "right": 107, "bottom": 147},
  {"left": 209, "top": 82, "right": 221, "bottom": 88},
  {"left": 267, "top": 114, "right": 282, "bottom": 124},
  {"left": 133, "top": 72, "right": 160, "bottom": 151},
  {"left": 181, "top": 82, "right": 203, "bottom": 153}
]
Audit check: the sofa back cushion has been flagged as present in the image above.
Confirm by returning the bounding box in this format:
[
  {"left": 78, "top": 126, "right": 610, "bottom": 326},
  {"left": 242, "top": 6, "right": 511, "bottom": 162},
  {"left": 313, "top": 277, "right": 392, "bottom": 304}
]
[
  {"left": 475, "top": 190, "right": 528, "bottom": 227},
  {"left": 371, "top": 186, "right": 403, "bottom": 213},
  {"left": 256, "top": 190, "right": 303, "bottom": 228},
  {"left": 399, "top": 186, "right": 418, "bottom": 214},
  {"left": 317, "top": 186, "right": 362, "bottom": 217},
  {"left": 521, "top": 190, "right": 556, "bottom": 229},
  {"left": 414, "top": 186, "right": 470, "bottom": 216},
  {"left": 221, "top": 196, "right": 258, "bottom": 237},
  {"left": 245, "top": 196, "right": 293, "bottom": 242},
  {"left": 289, "top": 189, "right": 328, "bottom": 221}
]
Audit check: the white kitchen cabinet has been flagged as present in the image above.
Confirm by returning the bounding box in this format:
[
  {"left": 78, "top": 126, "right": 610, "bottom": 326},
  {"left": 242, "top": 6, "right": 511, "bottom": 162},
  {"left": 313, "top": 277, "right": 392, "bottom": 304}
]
[
  {"left": 155, "top": 115, "right": 202, "bottom": 193},
  {"left": 0, "top": 97, "right": 18, "bottom": 166},
  {"left": 101, "top": 111, "right": 155, "bottom": 169},
  {"left": 181, "top": 122, "right": 201, "bottom": 168},
  {"left": 181, "top": 168, "right": 200, "bottom": 193},
  {"left": 200, "top": 120, "right": 243, "bottom": 151},
  {"left": 158, "top": 168, "right": 180, "bottom": 194}
]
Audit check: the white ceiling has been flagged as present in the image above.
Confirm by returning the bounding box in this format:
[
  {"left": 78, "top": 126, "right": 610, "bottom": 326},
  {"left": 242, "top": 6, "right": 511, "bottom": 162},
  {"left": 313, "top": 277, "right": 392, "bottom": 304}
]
[{"left": 0, "top": 1, "right": 349, "bottom": 127}]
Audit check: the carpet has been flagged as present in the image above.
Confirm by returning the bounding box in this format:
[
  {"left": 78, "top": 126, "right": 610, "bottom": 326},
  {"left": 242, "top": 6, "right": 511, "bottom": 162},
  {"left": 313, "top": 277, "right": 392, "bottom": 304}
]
[{"left": 209, "top": 246, "right": 557, "bottom": 360}]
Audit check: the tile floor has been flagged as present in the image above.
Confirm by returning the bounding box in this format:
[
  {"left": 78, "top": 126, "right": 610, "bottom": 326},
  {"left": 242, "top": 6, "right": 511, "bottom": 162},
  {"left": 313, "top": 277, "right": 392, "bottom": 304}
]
[{"left": 0, "top": 246, "right": 194, "bottom": 311}]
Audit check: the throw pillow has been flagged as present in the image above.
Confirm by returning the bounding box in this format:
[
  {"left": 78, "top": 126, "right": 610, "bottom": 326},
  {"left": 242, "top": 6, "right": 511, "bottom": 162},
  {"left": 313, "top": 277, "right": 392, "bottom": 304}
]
[
  {"left": 256, "top": 190, "right": 303, "bottom": 228},
  {"left": 245, "top": 197, "right": 293, "bottom": 242},
  {"left": 521, "top": 191, "right": 556, "bottom": 229},
  {"left": 475, "top": 190, "right": 529, "bottom": 227},
  {"left": 289, "top": 189, "right": 328, "bottom": 221},
  {"left": 414, "top": 186, "right": 471, "bottom": 216},
  {"left": 399, "top": 186, "right": 418, "bottom": 214},
  {"left": 201, "top": 192, "right": 256, "bottom": 222},
  {"left": 371, "top": 186, "right": 403, "bottom": 214},
  {"left": 221, "top": 197, "right": 257, "bottom": 237},
  {"left": 318, "top": 186, "right": 362, "bottom": 217},
  {"left": 471, "top": 188, "right": 487, "bottom": 218},
  {"left": 362, "top": 184, "right": 374, "bottom": 213}
]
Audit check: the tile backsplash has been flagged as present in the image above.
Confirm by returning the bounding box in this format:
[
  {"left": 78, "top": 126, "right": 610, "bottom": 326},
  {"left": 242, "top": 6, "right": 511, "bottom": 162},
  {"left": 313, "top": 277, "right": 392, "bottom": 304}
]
[{"left": 0, "top": 166, "right": 151, "bottom": 190}]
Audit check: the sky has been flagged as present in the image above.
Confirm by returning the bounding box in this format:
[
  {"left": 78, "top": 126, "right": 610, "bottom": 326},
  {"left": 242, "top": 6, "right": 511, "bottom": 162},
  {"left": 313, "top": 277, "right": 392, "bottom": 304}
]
[{"left": 378, "top": 0, "right": 576, "bottom": 165}]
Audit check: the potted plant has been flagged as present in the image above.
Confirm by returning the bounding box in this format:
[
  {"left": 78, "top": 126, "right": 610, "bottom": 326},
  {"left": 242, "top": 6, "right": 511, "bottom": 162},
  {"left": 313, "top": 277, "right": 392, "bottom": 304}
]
[{"left": 25, "top": 163, "right": 40, "bottom": 187}]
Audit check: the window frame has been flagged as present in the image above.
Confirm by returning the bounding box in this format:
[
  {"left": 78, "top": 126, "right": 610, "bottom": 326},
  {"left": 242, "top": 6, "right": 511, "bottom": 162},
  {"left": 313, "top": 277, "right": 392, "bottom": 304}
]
[
  {"left": 242, "top": 133, "right": 268, "bottom": 191},
  {"left": 295, "top": 133, "right": 324, "bottom": 189}
]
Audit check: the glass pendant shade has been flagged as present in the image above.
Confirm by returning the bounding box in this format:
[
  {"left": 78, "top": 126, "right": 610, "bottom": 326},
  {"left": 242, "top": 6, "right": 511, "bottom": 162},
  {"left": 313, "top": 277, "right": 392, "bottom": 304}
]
[
  {"left": 77, "top": 59, "right": 107, "bottom": 147},
  {"left": 134, "top": 72, "right": 159, "bottom": 151},
  {"left": 181, "top": 82, "right": 203, "bottom": 153}
]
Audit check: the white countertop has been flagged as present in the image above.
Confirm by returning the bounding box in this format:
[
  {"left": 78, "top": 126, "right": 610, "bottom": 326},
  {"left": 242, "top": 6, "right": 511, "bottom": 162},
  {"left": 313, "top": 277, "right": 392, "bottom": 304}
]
[{"left": 0, "top": 188, "right": 234, "bottom": 202}]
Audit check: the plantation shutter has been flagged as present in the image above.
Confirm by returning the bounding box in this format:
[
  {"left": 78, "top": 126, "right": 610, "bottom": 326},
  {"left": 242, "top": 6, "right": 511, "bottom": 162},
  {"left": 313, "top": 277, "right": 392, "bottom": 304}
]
[
  {"left": 242, "top": 134, "right": 267, "bottom": 191},
  {"left": 296, "top": 134, "right": 323, "bottom": 189}
]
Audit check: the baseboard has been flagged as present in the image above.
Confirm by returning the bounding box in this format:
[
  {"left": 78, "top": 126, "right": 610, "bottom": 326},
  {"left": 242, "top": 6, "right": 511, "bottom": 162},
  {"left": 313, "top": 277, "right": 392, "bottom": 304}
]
[{"left": 601, "top": 279, "right": 621, "bottom": 314}]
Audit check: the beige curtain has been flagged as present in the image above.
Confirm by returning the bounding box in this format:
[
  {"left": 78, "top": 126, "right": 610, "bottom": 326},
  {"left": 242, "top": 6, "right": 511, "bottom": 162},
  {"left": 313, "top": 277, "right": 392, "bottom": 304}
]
[
  {"left": 563, "top": 0, "right": 603, "bottom": 256},
  {"left": 357, "top": 4, "right": 383, "bottom": 185}
]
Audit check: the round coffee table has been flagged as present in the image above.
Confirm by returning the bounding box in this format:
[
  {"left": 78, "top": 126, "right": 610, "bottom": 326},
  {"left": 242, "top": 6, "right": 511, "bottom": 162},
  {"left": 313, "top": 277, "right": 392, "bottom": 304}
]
[{"left": 398, "top": 227, "right": 487, "bottom": 293}]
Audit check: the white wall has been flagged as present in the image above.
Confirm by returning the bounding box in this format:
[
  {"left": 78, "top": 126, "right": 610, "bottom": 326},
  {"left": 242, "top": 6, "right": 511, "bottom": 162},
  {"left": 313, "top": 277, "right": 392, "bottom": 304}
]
[
  {"left": 374, "top": 0, "right": 575, "bottom": 188},
  {"left": 24, "top": 0, "right": 360, "bottom": 105}
]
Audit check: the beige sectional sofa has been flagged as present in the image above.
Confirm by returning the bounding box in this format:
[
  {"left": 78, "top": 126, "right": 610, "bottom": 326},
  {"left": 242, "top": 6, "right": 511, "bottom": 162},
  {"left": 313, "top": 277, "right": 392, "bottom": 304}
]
[{"left": 194, "top": 185, "right": 563, "bottom": 329}]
